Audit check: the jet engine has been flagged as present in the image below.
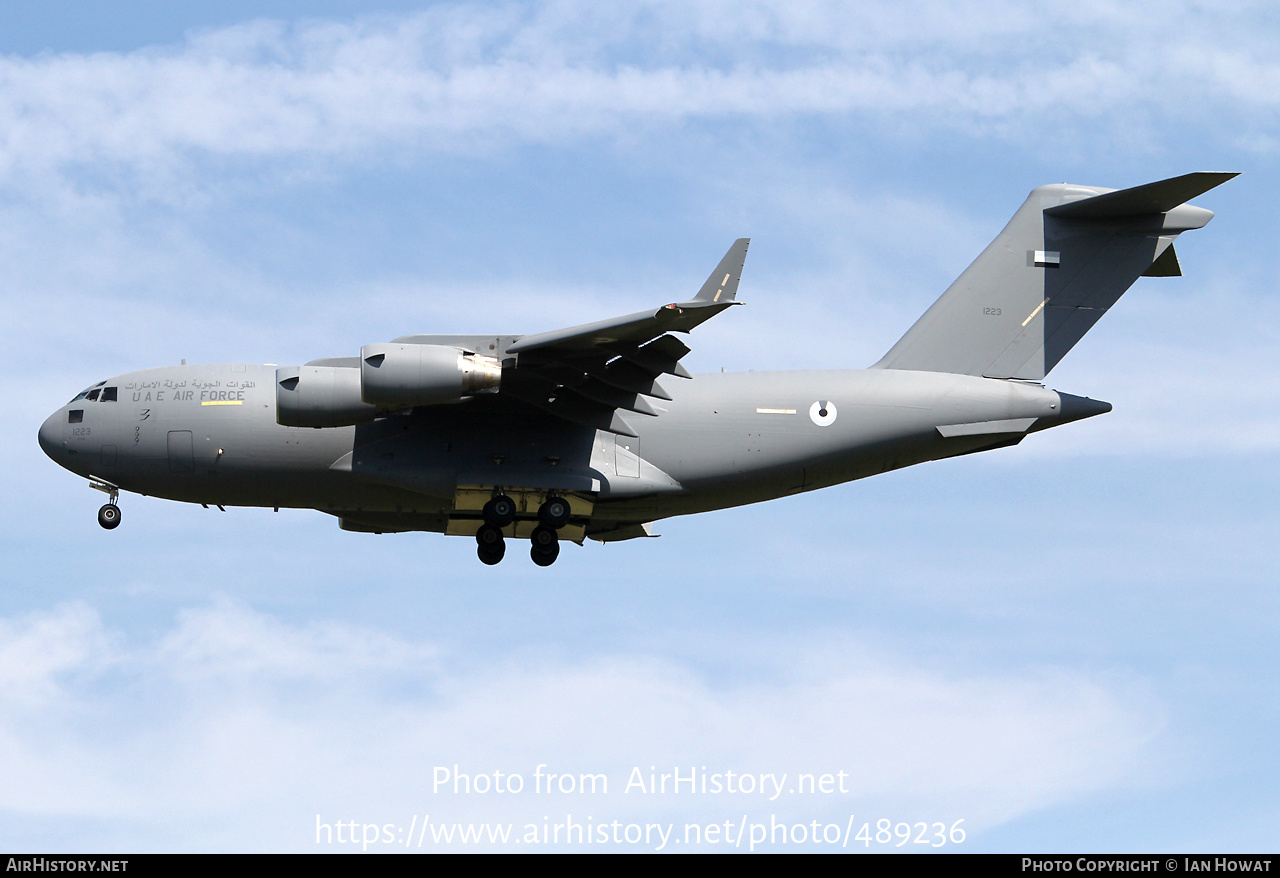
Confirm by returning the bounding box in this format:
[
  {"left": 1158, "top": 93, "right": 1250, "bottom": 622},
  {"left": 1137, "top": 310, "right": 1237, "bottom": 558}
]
[
  {"left": 275, "top": 365, "right": 377, "bottom": 427},
  {"left": 359, "top": 343, "right": 502, "bottom": 407},
  {"left": 276, "top": 345, "right": 502, "bottom": 427}
]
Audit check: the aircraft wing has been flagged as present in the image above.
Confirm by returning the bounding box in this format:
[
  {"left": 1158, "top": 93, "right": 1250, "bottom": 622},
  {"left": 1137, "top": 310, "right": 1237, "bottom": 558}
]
[{"left": 500, "top": 238, "right": 749, "bottom": 437}]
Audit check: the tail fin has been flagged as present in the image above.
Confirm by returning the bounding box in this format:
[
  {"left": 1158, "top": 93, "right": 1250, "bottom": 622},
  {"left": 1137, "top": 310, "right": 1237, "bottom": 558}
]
[{"left": 873, "top": 172, "right": 1237, "bottom": 379}]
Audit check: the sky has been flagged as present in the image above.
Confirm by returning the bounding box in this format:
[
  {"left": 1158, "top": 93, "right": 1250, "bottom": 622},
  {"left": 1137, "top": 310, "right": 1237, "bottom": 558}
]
[{"left": 2, "top": 0, "right": 1278, "bottom": 853}]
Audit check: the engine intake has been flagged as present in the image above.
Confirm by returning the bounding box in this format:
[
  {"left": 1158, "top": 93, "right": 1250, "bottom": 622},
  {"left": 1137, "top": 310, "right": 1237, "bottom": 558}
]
[{"left": 276, "top": 366, "right": 377, "bottom": 428}]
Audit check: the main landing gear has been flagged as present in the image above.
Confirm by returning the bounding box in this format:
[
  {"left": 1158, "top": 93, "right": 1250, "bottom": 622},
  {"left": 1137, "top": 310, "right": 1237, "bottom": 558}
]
[
  {"left": 530, "top": 524, "right": 559, "bottom": 567},
  {"left": 537, "top": 495, "right": 571, "bottom": 529},
  {"left": 476, "top": 523, "right": 506, "bottom": 565},
  {"left": 474, "top": 494, "right": 570, "bottom": 566}
]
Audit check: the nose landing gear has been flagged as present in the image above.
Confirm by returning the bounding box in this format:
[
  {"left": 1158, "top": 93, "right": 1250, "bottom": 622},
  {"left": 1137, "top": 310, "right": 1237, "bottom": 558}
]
[
  {"left": 89, "top": 476, "right": 121, "bottom": 530},
  {"left": 97, "top": 503, "right": 121, "bottom": 530}
]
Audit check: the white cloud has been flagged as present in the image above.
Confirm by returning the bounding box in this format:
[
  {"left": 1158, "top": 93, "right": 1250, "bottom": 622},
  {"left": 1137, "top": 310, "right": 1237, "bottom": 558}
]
[
  {"left": 0, "top": 1, "right": 1277, "bottom": 192},
  {"left": 0, "top": 602, "right": 115, "bottom": 709},
  {"left": 155, "top": 598, "right": 440, "bottom": 682},
  {"left": 0, "top": 600, "right": 1166, "bottom": 850}
]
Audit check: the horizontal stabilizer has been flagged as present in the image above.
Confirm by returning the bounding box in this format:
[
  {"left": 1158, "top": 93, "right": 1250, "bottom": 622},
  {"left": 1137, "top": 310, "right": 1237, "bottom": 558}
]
[{"left": 1045, "top": 172, "right": 1238, "bottom": 219}]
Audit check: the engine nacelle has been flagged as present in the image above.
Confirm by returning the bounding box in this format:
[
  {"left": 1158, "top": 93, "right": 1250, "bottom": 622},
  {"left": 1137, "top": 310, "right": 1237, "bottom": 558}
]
[
  {"left": 275, "top": 365, "right": 377, "bottom": 427},
  {"left": 360, "top": 343, "right": 502, "bottom": 407}
]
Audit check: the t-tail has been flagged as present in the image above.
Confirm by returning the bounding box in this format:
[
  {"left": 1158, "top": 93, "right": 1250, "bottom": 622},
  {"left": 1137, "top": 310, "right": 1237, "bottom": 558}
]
[{"left": 874, "top": 172, "right": 1238, "bottom": 380}]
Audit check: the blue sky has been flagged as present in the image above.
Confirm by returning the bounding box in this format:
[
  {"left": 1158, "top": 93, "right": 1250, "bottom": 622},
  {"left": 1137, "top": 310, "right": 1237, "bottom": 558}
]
[{"left": 2, "top": 0, "right": 1278, "bottom": 852}]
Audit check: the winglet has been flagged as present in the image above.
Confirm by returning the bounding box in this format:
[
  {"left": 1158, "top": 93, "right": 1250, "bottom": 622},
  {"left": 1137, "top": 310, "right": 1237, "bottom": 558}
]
[{"left": 693, "top": 238, "right": 750, "bottom": 304}]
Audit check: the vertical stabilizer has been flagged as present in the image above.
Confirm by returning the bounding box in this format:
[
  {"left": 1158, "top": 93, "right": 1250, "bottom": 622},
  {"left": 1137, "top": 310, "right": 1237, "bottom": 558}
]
[{"left": 873, "top": 173, "right": 1237, "bottom": 379}]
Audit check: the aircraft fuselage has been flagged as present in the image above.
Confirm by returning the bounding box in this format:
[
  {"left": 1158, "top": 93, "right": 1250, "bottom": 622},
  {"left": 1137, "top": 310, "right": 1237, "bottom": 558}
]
[{"left": 38, "top": 363, "right": 1105, "bottom": 538}]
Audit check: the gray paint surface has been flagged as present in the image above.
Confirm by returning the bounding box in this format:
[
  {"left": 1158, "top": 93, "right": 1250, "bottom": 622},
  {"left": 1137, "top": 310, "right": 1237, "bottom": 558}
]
[{"left": 37, "top": 174, "right": 1232, "bottom": 561}]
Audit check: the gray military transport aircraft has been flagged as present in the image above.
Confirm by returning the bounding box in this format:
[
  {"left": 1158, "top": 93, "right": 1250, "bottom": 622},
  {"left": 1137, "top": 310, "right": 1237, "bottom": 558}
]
[{"left": 39, "top": 172, "right": 1235, "bottom": 566}]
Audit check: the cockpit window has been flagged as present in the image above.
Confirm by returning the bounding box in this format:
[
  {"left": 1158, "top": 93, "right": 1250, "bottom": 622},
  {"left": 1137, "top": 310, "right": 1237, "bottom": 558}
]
[
  {"left": 87, "top": 389, "right": 100, "bottom": 401},
  {"left": 68, "top": 410, "right": 83, "bottom": 423},
  {"left": 68, "top": 381, "right": 108, "bottom": 404},
  {"left": 101, "top": 387, "right": 117, "bottom": 402}
]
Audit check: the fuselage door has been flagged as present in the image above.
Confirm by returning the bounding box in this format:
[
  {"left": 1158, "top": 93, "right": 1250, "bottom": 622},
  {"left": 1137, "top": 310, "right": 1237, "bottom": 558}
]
[{"left": 167, "top": 431, "right": 194, "bottom": 473}]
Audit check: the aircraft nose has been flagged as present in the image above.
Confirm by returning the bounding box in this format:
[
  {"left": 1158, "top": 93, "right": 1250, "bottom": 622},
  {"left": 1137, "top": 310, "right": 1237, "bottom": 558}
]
[{"left": 37, "top": 411, "right": 62, "bottom": 461}]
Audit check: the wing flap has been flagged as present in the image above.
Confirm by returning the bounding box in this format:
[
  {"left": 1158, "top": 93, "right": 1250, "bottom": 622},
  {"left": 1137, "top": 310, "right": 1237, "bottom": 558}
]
[
  {"left": 571, "top": 378, "right": 661, "bottom": 416},
  {"left": 596, "top": 361, "right": 671, "bottom": 400},
  {"left": 607, "top": 335, "right": 694, "bottom": 379},
  {"left": 503, "top": 371, "right": 639, "bottom": 437}
]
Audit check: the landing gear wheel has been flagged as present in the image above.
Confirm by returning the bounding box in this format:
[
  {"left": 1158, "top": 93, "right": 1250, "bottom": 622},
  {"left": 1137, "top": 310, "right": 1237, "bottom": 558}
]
[
  {"left": 530, "top": 524, "right": 559, "bottom": 566},
  {"left": 537, "top": 496, "right": 571, "bottom": 529},
  {"left": 482, "top": 495, "right": 517, "bottom": 528},
  {"left": 531, "top": 524, "right": 558, "bottom": 551},
  {"left": 476, "top": 524, "right": 506, "bottom": 565},
  {"left": 478, "top": 542, "right": 505, "bottom": 565},
  {"left": 531, "top": 539, "right": 559, "bottom": 567},
  {"left": 97, "top": 504, "right": 121, "bottom": 530}
]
